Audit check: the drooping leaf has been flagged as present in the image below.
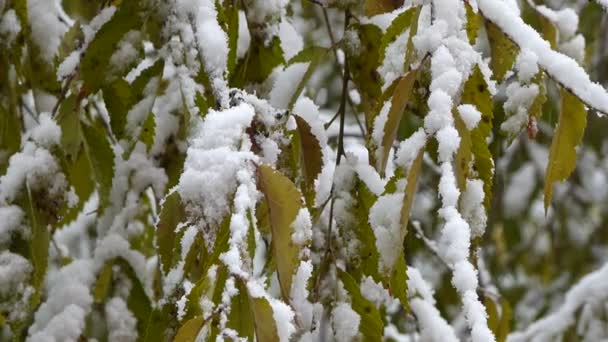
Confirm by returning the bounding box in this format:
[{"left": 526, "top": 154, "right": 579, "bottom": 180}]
[
  {"left": 227, "top": 280, "right": 255, "bottom": 340},
  {"left": 351, "top": 181, "right": 380, "bottom": 280},
  {"left": 544, "top": 88, "right": 587, "bottom": 211},
  {"left": 93, "top": 261, "right": 114, "bottom": 303},
  {"left": 497, "top": 299, "right": 512, "bottom": 342},
  {"left": 461, "top": 65, "right": 494, "bottom": 207},
  {"left": 139, "top": 112, "right": 156, "bottom": 152},
  {"left": 388, "top": 250, "right": 409, "bottom": 311},
  {"left": 485, "top": 20, "right": 519, "bottom": 82},
  {"left": 80, "top": 0, "right": 142, "bottom": 93},
  {"left": 174, "top": 316, "right": 204, "bottom": 342},
  {"left": 454, "top": 111, "right": 473, "bottom": 191},
  {"left": 348, "top": 24, "right": 383, "bottom": 115},
  {"left": 465, "top": 1, "right": 479, "bottom": 44},
  {"left": 156, "top": 191, "right": 187, "bottom": 274},
  {"left": 248, "top": 296, "right": 280, "bottom": 342},
  {"left": 338, "top": 269, "right": 385, "bottom": 341},
  {"left": 379, "top": 7, "right": 418, "bottom": 64},
  {"left": 103, "top": 79, "right": 134, "bottom": 140},
  {"left": 0, "top": 105, "right": 22, "bottom": 173},
  {"left": 81, "top": 118, "right": 115, "bottom": 208},
  {"left": 287, "top": 46, "right": 328, "bottom": 110},
  {"left": 231, "top": 36, "right": 284, "bottom": 88},
  {"left": 378, "top": 70, "right": 418, "bottom": 174},
  {"left": 257, "top": 165, "right": 302, "bottom": 301},
  {"left": 294, "top": 115, "right": 322, "bottom": 196},
  {"left": 399, "top": 146, "right": 424, "bottom": 242}
]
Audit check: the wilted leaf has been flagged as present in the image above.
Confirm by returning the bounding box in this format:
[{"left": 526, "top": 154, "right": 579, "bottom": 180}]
[
  {"left": 544, "top": 88, "right": 587, "bottom": 211},
  {"left": 257, "top": 165, "right": 302, "bottom": 301}
]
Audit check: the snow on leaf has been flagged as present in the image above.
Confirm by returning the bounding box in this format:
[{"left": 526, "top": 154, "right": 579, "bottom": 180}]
[
  {"left": 174, "top": 316, "right": 204, "bottom": 342},
  {"left": 80, "top": 118, "right": 115, "bottom": 209},
  {"left": 156, "top": 191, "right": 187, "bottom": 274},
  {"left": 338, "top": 269, "right": 384, "bottom": 341},
  {"left": 544, "top": 88, "right": 587, "bottom": 211},
  {"left": 294, "top": 115, "right": 322, "bottom": 198},
  {"left": 485, "top": 20, "right": 519, "bottom": 82}
]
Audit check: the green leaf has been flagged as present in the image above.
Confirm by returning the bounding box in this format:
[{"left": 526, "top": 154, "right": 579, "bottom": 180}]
[
  {"left": 485, "top": 20, "right": 519, "bottom": 82},
  {"left": 461, "top": 65, "right": 494, "bottom": 207},
  {"left": 174, "top": 316, "right": 204, "bottom": 342},
  {"left": 57, "top": 21, "right": 84, "bottom": 63},
  {"left": 139, "top": 112, "right": 156, "bottom": 152},
  {"left": 0, "top": 105, "right": 22, "bottom": 174},
  {"left": 287, "top": 46, "right": 328, "bottom": 110},
  {"left": 156, "top": 191, "right": 187, "bottom": 274},
  {"left": 103, "top": 79, "right": 134, "bottom": 140},
  {"left": 80, "top": 0, "right": 142, "bottom": 93},
  {"left": 81, "top": 118, "right": 115, "bottom": 208},
  {"left": 131, "top": 59, "right": 164, "bottom": 98},
  {"left": 454, "top": 111, "right": 473, "bottom": 191},
  {"left": 257, "top": 165, "right": 303, "bottom": 301},
  {"left": 465, "top": 1, "right": 479, "bottom": 44},
  {"left": 249, "top": 296, "right": 280, "bottom": 342},
  {"left": 379, "top": 7, "right": 418, "bottom": 64},
  {"left": 231, "top": 37, "right": 284, "bottom": 87},
  {"left": 56, "top": 94, "right": 81, "bottom": 162},
  {"left": 227, "top": 280, "right": 255, "bottom": 340},
  {"left": 388, "top": 250, "right": 409, "bottom": 311},
  {"left": 544, "top": 88, "right": 587, "bottom": 211},
  {"left": 93, "top": 261, "right": 114, "bottom": 303},
  {"left": 348, "top": 24, "right": 383, "bottom": 112},
  {"left": 378, "top": 70, "right": 418, "bottom": 175},
  {"left": 338, "top": 269, "right": 385, "bottom": 340},
  {"left": 351, "top": 181, "right": 380, "bottom": 280},
  {"left": 497, "top": 299, "right": 512, "bottom": 342}
]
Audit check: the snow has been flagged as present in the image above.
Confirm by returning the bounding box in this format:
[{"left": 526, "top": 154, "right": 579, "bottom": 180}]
[
  {"left": 178, "top": 103, "right": 255, "bottom": 227},
  {"left": 290, "top": 261, "right": 314, "bottom": 329},
  {"left": 0, "top": 205, "right": 25, "bottom": 245},
  {"left": 291, "top": 208, "right": 313, "bottom": 246},
  {"left": 372, "top": 100, "right": 392, "bottom": 161},
  {"left": 105, "top": 297, "right": 138, "bottom": 342},
  {"left": 31, "top": 113, "right": 61, "bottom": 148},
  {"left": 57, "top": 51, "right": 81, "bottom": 80},
  {"left": 278, "top": 20, "right": 303, "bottom": 60},
  {"left": 436, "top": 126, "right": 461, "bottom": 163},
  {"left": 360, "top": 276, "right": 391, "bottom": 307},
  {"left": 0, "top": 251, "right": 31, "bottom": 296},
  {"left": 27, "top": 0, "right": 68, "bottom": 62},
  {"left": 478, "top": 0, "right": 608, "bottom": 114},
  {"left": 460, "top": 179, "right": 487, "bottom": 238},
  {"left": 457, "top": 104, "right": 482, "bottom": 130},
  {"left": 354, "top": 161, "right": 385, "bottom": 196},
  {"left": 369, "top": 193, "right": 403, "bottom": 272},
  {"left": 0, "top": 142, "right": 67, "bottom": 203},
  {"left": 379, "top": 29, "right": 410, "bottom": 89},
  {"left": 269, "top": 62, "right": 310, "bottom": 109},
  {"left": 424, "top": 90, "right": 454, "bottom": 134},
  {"left": 331, "top": 302, "right": 360, "bottom": 342},
  {"left": 0, "top": 9, "right": 20, "bottom": 44},
  {"left": 395, "top": 128, "right": 427, "bottom": 170},
  {"left": 237, "top": 11, "right": 251, "bottom": 59},
  {"left": 515, "top": 49, "right": 539, "bottom": 83},
  {"left": 501, "top": 82, "right": 539, "bottom": 135}
]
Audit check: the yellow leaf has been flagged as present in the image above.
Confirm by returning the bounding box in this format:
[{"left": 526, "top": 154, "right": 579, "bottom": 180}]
[
  {"left": 399, "top": 147, "right": 424, "bottom": 242},
  {"left": 378, "top": 70, "right": 418, "bottom": 175},
  {"left": 465, "top": 1, "right": 479, "bottom": 44},
  {"left": 544, "top": 88, "right": 587, "bottom": 211},
  {"left": 485, "top": 20, "right": 519, "bottom": 82},
  {"left": 174, "top": 316, "right": 204, "bottom": 342},
  {"left": 249, "top": 296, "right": 280, "bottom": 342},
  {"left": 454, "top": 112, "right": 472, "bottom": 191},
  {"left": 257, "top": 165, "right": 303, "bottom": 301}
]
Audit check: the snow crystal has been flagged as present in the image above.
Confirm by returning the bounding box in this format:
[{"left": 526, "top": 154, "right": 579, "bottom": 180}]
[
  {"left": 457, "top": 104, "right": 482, "bottom": 130},
  {"left": 332, "top": 302, "right": 360, "bottom": 342}
]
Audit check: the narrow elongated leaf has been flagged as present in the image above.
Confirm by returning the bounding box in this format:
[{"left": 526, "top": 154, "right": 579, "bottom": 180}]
[
  {"left": 338, "top": 270, "right": 384, "bottom": 340},
  {"left": 388, "top": 250, "right": 409, "bottom": 311},
  {"left": 156, "top": 191, "right": 187, "bottom": 274},
  {"left": 257, "top": 165, "right": 302, "bottom": 301},
  {"left": 231, "top": 37, "right": 284, "bottom": 87},
  {"left": 174, "top": 316, "right": 204, "bottom": 342},
  {"left": 249, "top": 296, "right": 280, "bottom": 342},
  {"left": 378, "top": 70, "right": 418, "bottom": 174},
  {"left": 0, "top": 105, "right": 22, "bottom": 173},
  {"left": 399, "top": 147, "right": 424, "bottom": 242},
  {"left": 465, "top": 2, "right": 479, "bottom": 44},
  {"left": 80, "top": 0, "right": 142, "bottom": 93},
  {"left": 227, "top": 280, "right": 255, "bottom": 340},
  {"left": 103, "top": 79, "right": 134, "bottom": 140},
  {"left": 81, "top": 118, "right": 115, "bottom": 208},
  {"left": 544, "top": 89, "right": 587, "bottom": 210},
  {"left": 454, "top": 112, "right": 473, "bottom": 191},
  {"left": 485, "top": 20, "right": 519, "bottom": 82},
  {"left": 461, "top": 65, "right": 494, "bottom": 207},
  {"left": 379, "top": 7, "right": 418, "bottom": 63}
]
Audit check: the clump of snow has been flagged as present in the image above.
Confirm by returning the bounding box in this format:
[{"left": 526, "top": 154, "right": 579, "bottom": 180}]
[
  {"left": 379, "top": 29, "right": 409, "bottom": 88},
  {"left": 269, "top": 62, "right": 310, "bottom": 109},
  {"left": 30, "top": 113, "right": 61, "bottom": 148},
  {"left": 360, "top": 276, "right": 391, "bottom": 307},
  {"left": 0, "top": 9, "right": 21, "bottom": 44},
  {"left": 436, "top": 126, "right": 461, "bottom": 163},
  {"left": 458, "top": 104, "right": 482, "bottom": 130},
  {"left": 0, "top": 205, "right": 26, "bottom": 245},
  {"left": 395, "top": 128, "right": 427, "bottom": 170},
  {"left": 290, "top": 261, "right": 314, "bottom": 330},
  {"left": 501, "top": 82, "right": 539, "bottom": 135},
  {"left": 291, "top": 208, "right": 312, "bottom": 246},
  {"left": 515, "top": 49, "right": 539, "bottom": 83},
  {"left": 331, "top": 302, "right": 360, "bottom": 342},
  {"left": 370, "top": 193, "right": 403, "bottom": 272},
  {"left": 27, "top": 0, "right": 68, "bottom": 62},
  {"left": 0, "top": 251, "right": 32, "bottom": 297},
  {"left": 460, "top": 179, "right": 487, "bottom": 238},
  {"left": 278, "top": 20, "right": 303, "bottom": 60},
  {"left": 105, "top": 297, "right": 138, "bottom": 342}
]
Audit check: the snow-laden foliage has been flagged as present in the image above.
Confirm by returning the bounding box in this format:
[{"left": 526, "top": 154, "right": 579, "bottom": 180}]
[{"left": 1, "top": 0, "right": 608, "bottom": 341}]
